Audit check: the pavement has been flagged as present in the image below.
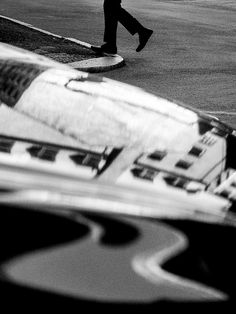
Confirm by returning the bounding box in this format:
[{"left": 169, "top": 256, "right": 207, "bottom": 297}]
[
  {"left": 0, "top": 15, "right": 125, "bottom": 73},
  {"left": 1, "top": 1, "right": 236, "bottom": 130}
]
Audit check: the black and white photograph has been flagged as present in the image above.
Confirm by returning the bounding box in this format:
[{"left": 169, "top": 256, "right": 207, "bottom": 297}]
[{"left": 0, "top": 0, "right": 236, "bottom": 311}]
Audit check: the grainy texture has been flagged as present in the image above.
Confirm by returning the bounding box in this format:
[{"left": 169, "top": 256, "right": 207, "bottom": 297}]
[{"left": 0, "top": 0, "right": 235, "bottom": 137}]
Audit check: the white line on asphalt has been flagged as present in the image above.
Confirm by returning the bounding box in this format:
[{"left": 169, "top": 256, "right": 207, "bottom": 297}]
[
  {"left": 0, "top": 14, "right": 63, "bottom": 38},
  {"left": 0, "top": 14, "right": 125, "bottom": 71},
  {"left": 132, "top": 231, "right": 226, "bottom": 300},
  {"left": 204, "top": 111, "right": 236, "bottom": 116},
  {"left": 0, "top": 14, "right": 90, "bottom": 49},
  {"left": 65, "top": 38, "right": 91, "bottom": 49}
]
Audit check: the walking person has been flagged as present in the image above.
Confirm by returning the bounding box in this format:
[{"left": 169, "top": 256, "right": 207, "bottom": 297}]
[{"left": 91, "top": 0, "right": 153, "bottom": 55}]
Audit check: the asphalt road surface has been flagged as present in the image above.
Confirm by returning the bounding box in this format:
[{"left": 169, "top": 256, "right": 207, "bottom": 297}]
[
  {"left": 1, "top": 0, "right": 236, "bottom": 133},
  {"left": 0, "top": 0, "right": 236, "bottom": 138}
]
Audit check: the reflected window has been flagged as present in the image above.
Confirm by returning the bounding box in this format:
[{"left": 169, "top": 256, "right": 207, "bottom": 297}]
[
  {"left": 70, "top": 152, "right": 101, "bottom": 169},
  {"left": 147, "top": 150, "right": 167, "bottom": 161},
  {"left": 131, "top": 167, "right": 158, "bottom": 181},
  {"left": 27, "top": 145, "right": 58, "bottom": 162},
  {"left": 199, "top": 134, "right": 217, "bottom": 146},
  {"left": 188, "top": 146, "right": 205, "bottom": 157},
  {"left": 163, "top": 175, "right": 188, "bottom": 189},
  {"left": 0, "top": 139, "right": 14, "bottom": 153},
  {"left": 175, "top": 159, "right": 193, "bottom": 170}
]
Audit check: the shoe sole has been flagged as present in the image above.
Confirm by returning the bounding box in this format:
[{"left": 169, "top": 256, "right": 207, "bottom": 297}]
[
  {"left": 91, "top": 46, "right": 117, "bottom": 57},
  {"left": 102, "top": 52, "right": 118, "bottom": 57}
]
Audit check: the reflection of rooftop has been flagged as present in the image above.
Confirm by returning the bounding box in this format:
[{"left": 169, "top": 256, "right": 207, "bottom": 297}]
[
  {"left": 136, "top": 130, "right": 226, "bottom": 184},
  {"left": 0, "top": 135, "right": 122, "bottom": 179},
  {"left": 214, "top": 170, "right": 236, "bottom": 201},
  {"left": 0, "top": 43, "right": 236, "bottom": 224}
]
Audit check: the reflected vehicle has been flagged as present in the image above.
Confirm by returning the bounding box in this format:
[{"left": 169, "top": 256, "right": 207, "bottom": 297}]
[{"left": 0, "top": 43, "right": 236, "bottom": 310}]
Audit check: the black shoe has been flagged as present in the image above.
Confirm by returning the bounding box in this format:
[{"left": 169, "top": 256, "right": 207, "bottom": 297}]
[
  {"left": 136, "top": 29, "right": 153, "bottom": 52},
  {"left": 91, "top": 43, "right": 117, "bottom": 56}
]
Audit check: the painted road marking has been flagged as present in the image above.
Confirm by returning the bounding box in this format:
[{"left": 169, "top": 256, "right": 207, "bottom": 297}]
[{"left": 204, "top": 111, "right": 236, "bottom": 116}]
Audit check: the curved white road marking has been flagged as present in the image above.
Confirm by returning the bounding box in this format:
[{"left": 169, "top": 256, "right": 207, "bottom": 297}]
[
  {"left": 132, "top": 230, "right": 227, "bottom": 300},
  {"left": 72, "top": 213, "right": 104, "bottom": 242}
]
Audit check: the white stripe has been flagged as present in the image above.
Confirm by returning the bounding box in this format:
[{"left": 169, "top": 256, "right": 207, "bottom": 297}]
[
  {"left": 0, "top": 14, "right": 62, "bottom": 38},
  {"left": 204, "top": 110, "right": 236, "bottom": 116},
  {"left": 0, "top": 15, "right": 32, "bottom": 27},
  {"left": 0, "top": 15, "right": 91, "bottom": 49},
  {"left": 132, "top": 232, "right": 226, "bottom": 300},
  {"left": 65, "top": 38, "right": 91, "bottom": 49}
]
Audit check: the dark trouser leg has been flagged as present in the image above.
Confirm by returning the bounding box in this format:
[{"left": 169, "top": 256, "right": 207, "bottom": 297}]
[
  {"left": 103, "top": 0, "right": 121, "bottom": 47},
  {"left": 118, "top": 8, "right": 144, "bottom": 35}
]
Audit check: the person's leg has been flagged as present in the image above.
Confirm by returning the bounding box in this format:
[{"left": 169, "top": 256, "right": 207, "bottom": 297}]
[
  {"left": 91, "top": 0, "right": 120, "bottom": 55},
  {"left": 118, "top": 6, "right": 153, "bottom": 52},
  {"left": 91, "top": 0, "right": 153, "bottom": 54},
  {"left": 118, "top": 7, "right": 144, "bottom": 36},
  {"left": 103, "top": 0, "right": 121, "bottom": 48}
]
